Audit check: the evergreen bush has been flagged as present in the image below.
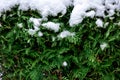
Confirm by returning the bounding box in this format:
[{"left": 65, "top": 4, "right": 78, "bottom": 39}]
[{"left": 0, "top": 6, "right": 120, "bottom": 80}]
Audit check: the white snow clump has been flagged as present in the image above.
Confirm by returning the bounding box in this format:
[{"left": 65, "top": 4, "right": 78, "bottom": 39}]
[
  {"left": 96, "top": 19, "right": 103, "bottom": 27},
  {"left": 42, "top": 22, "right": 60, "bottom": 32},
  {"left": 100, "top": 42, "right": 108, "bottom": 51},
  {"left": 58, "top": 30, "right": 75, "bottom": 38},
  {"left": 62, "top": 61, "right": 68, "bottom": 67}
]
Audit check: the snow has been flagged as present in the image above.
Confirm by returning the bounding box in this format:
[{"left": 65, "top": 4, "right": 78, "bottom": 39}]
[
  {"left": 62, "top": 61, "right": 67, "bottom": 67},
  {"left": 0, "top": 0, "right": 120, "bottom": 40},
  {"left": 58, "top": 30, "right": 75, "bottom": 38},
  {"left": 38, "top": 31, "right": 43, "bottom": 37},
  {"left": 29, "top": 17, "right": 42, "bottom": 28},
  {"left": 0, "top": 0, "right": 120, "bottom": 27},
  {"left": 18, "top": 0, "right": 72, "bottom": 18},
  {"left": 0, "top": 0, "right": 72, "bottom": 18},
  {"left": 69, "top": 0, "right": 105, "bottom": 26},
  {"left": 0, "top": 0, "right": 120, "bottom": 38},
  {"left": 69, "top": 4, "right": 86, "bottom": 26},
  {"left": 28, "top": 29, "right": 37, "bottom": 36},
  {"left": 85, "top": 10, "right": 96, "bottom": 18},
  {"left": 100, "top": 42, "right": 108, "bottom": 51},
  {"left": 17, "top": 23, "right": 23, "bottom": 28},
  {"left": 69, "top": 0, "right": 120, "bottom": 26},
  {"left": 28, "top": 17, "right": 42, "bottom": 35},
  {"left": 42, "top": 22, "right": 60, "bottom": 32},
  {"left": 0, "top": 0, "right": 18, "bottom": 12},
  {"left": 96, "top": 19, "right": 103, "bottom": 27}
]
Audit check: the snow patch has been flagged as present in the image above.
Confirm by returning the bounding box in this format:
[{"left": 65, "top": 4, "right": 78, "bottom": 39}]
[
  {"left": 29, "top": 17, "right": 42, "bottom": 27},
  {"left": 58, "top": 30, "right": 75, "bottom": 38},
  {"left": 28, "top": 29, "right": 37, "bottom": 36},
  {"left": 96, "top": 19, "right": 103, "bottom": 27},
  {"left": 100, "top": 42, "right": 108, "bottom": 51},
  {"left": 85, "top": 10, "right": 96, "bottom": 18},
  {"left": 69, "top": 0, "right": 120, "bottom": 26},
  {"left": 62, "top": 61, "right": 68, "bottom": 67},
  {"left": 38, "top": 31, "right": 43, "bottom": 37},
  {"left": 42, "top": 22, "right": 60, "bottom": 32}
]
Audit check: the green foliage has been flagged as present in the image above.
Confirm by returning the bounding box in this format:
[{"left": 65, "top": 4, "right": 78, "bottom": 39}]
[{"left": 0, "top": 6, "right": 120, "bottom": 80}]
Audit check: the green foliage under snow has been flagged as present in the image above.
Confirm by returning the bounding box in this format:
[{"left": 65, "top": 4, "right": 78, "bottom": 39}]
[{"left": 0, "top": 6, "right": 120, "bottom": 80}]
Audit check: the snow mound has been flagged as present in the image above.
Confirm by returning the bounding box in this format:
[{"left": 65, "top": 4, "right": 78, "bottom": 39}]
[{"left": 69, "top": 0, "right": 120, "bottom": 26}]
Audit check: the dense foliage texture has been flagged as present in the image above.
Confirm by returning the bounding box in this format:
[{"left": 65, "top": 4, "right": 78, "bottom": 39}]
[{"left": 0, "top": 6, "right": 120, "bottom": 80}]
